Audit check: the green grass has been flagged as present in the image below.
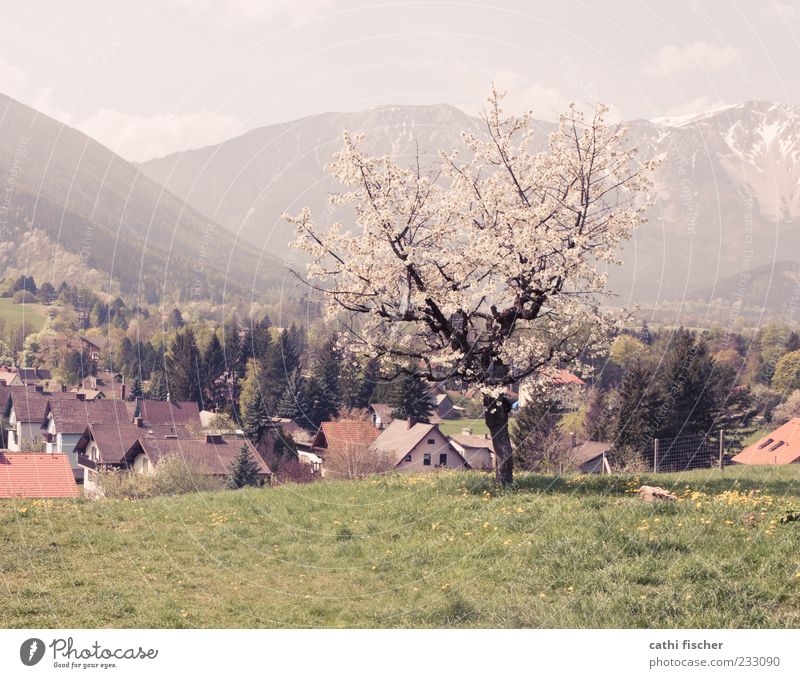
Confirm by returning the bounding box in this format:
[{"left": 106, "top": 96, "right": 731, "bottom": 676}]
[
  {"left": 2, "top": 466, "right": 800, "bottom": 628},
  {"left": 438, "top": 417, "right": 489, "bottom": 436},
  {"left": 0, "top": 297, "right": 48, "bottom": 331}
]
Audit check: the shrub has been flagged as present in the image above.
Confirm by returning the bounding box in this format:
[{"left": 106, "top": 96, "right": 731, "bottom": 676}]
[
  {"left": 95, "top": 454, "right": 224, "bottom": 499},
  {"left": 12, "top": 289, "right": 37, "bottom": 304},
  {"left": 323, "top": 442, "right": 396, "bottom": 479},
  {"left": 274, "top": 458, "right": 315, "bottom": 484}
]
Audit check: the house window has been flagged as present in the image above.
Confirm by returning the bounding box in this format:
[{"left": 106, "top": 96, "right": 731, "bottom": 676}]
[
  {"left": 439, "top": 453, "right": 448, "bottom": 466},
  {"left": 423, "top": 453, "right": 431, "bottom": 466},
  {"left": 427, "top": 438, "right": 435, "bottom": 444},
  {"left": 403, "top": 453, "right": 412, "bottom": 463}
]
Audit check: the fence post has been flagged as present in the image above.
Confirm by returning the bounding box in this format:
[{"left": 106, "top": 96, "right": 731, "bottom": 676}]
[
  {"left": 719, "top": 429, "right": 725, "bottom": 472},
  {"left": 653, "top": 438, "right": 659, "bottom": 473}
]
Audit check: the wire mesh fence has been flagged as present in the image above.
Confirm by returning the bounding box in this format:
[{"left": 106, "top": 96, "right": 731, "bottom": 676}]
[{"left": 652, "top": 432, "right": 725, "bottom": 472}]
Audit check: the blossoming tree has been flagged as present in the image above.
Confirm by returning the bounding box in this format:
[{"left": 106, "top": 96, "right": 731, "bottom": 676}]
[{"left": 287, "top": 90, "right": 656, "bottom": 485}]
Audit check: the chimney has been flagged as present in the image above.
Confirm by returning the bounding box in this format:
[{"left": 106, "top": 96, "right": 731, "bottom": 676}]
[
  {"left": 121, "top": 383, "right": 126, "bottom": 401},
  {"left": 166, "top": 391, "right": 171, "bottom": 403},
  {"left": 61, "top": 384, "right": 67, "bottom": 392},
  {"left": 135, "top": 416, "right": 143, "bottom": 428},
  {"left": 570, "top": 431, "right": 577, "bottom": 448},
  {"left": 34, "top": 385, "right": 44, "bottom": 393},
  {"left": 206, "top": 433, "right": 223, "bottom": 444},
  {"left": 75, "top": 392, "right": 85, "bottom": 401},
  {"left": 407, "top": 416, "right": 417, "bottom": 429}
]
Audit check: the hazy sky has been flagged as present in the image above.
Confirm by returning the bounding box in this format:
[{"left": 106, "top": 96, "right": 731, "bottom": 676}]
[{"left": 1, "top": 0, "right": 798, "bottom": 161}]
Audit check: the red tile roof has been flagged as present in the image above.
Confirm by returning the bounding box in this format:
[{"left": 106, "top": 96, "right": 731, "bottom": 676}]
[
  {"left": 731, "top": 419, "right": 800, "bottom": 465},
  {"left": 0, "top": 453, "right": 79, "bottom": 498},
  {"left": 551, "top": 369, "right": 586, "bottom": 386},
  {"left": 311, "top": 420, "right": 380, "bottom": 456}
]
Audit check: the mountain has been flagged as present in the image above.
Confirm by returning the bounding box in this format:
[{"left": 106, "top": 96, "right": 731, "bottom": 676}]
[
  {"left": 138, "top": 101, "right": 800, "bottom": 310},
  {"left": 0, "top": 93, "right": 289, "bottom": 305}
]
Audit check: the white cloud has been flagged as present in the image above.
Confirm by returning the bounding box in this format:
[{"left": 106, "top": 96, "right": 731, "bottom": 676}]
[
  {"left": 490, "top": 70, "right": 622, "bottom": 123},
  {"left": 77, "top": 109, "right": 243, "bottom": 162},
  {"left": 642, "top": 41, "right": 740, "bottom": 79},
  {"left": 0, "top": 57, "right": 26, "bottom": 97},
  {"left": 491, "top": 71, "right": 568, "bottom": 119}
]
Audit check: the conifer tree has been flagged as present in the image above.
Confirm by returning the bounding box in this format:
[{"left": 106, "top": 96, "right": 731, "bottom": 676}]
[
  {"left": 306, "top": 336, "right": 342, "bottom": 428},
  {"left": 388, "top": 372, "right": 434, "bottom": 422},
  {"left": 228, "top": 445, "right": 263, "bottom": 489},
  {"left": 165, "top": 328, "right": 202, "bottom": 403},
  {"left": 276, "top": 368, "right": 311, "bottom": 423},
  {"left": 239, "top": 358, "right": 271, "bottom": 442}
]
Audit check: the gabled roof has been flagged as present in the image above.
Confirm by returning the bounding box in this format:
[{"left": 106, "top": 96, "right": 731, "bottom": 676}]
[
  {"left": 0, "top": 453, "right": 79, "bottom": 498},
  {"left": 551, "top": 369, "right": 586, "bottom": 386},
  {"left": 136, "top": 437, "right": 271, "bottom": 476},
  {"left": 7, "top": 387, "right": 50, "bottom": 422},
  {"left": 311, "top": 420, "right": 381, "bottom": 456},
  {"left": 731, "top": 419, "right": 800, "bottom": 465},
  {"left": 369, "top": 403, "right": 395, "bottom": 423},
  {"left": 80, "top": 335, "right": 108, "bottom": 350},
  {"left": 45, "top": 399, "right": 131, "bottom": 434},
  {"left": 570, "top": 440, "right": 612, "bottom": 467},
  {"left": 450, "top": 433, "right": 495, "bottom": 453},
  {"left": 75, "top": 423, "right": 147, "bottom": 465},
  {"left": 136, "top": 400, "right": 201, "bottom": 428},
  {"left": 374, "top": 419, "right": 467, "bottom": 466},
  {"left": 16, "top": 368, "right": 52, "bottom": 383}
]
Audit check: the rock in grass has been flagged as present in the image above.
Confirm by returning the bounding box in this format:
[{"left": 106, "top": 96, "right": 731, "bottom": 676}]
[{"left": 638, "top": 485, "right": 677, "bottom": 502}]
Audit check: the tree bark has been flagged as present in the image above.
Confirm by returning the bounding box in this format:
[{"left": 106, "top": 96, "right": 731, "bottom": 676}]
[{"left": 484, "top": 394, "right": 513, "bottom": 486}]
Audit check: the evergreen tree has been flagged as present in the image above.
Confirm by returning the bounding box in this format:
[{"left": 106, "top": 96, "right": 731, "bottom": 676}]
[
  {"left": 612, "top": 358, "right": 660, "bottom": 456},
  {"left": 339, "top": 357, "right": 371, "bottom": 410},
  {"left": 148, "top": 371, "right": 169, "bottom": 401},
  {"left": 169, "top": 307, "right": 185, "bottom": 329},
  {"left": 203, "top": 332, "right": 227, "bottom": 409},
  {"left": 131, "top": 377, "right": 144, "bottom": 400},
  {"left": 227, "top": 445, "right": 263, "bottom": 489},
  {"left": 510, "top": 397, "right": 563, "bottom": 470},
  {"left": 252, "top": 315, "right": 272, "bottom": 363},
  {"left": 306, "top": 336, "right": 341, "bottom": 428},
  {"left": 165, "top": 328, "right": 202, "bottom": 403},
  {"left": 388, "top": 372, "right": 434, "bottom": 422},
  {"left": 39, "top": 281, "right": 55, "bottom": 304},
  {"left": 119, "top": 336, "right": 135, "bottom": 376},
  {"left": 239, "top": 358, "right": 272, "bottom": 442},
  {"left": 276, "top": 368, "right": 311, "bottom": 423}
]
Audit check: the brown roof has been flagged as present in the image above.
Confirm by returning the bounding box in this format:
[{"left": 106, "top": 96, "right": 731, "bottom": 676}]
[
  {"left": 731, "top": 419, "right": 800, "bottom": 465},
  {"left": 451, "top": 433, "right": 495, "bottom": 452},
  {"left": 570, "top": 441, "right": 612, "bottom": 467},
  {"left": 137, "top": 437, "right": 271, "bottom": 476},
  {"left": 311, "top": 420, "right": 380, "bottom": 456},
  {"left": 137, "top": 400, "right": 201, "bottom": 428},
  {"left": 0, "top": 453, "right": 79, "bottom": 498},
  {"left": 369, "top": 403, "right": 395, "bottom": 423},
  {"left": 80, "top": 335, "right": 108, "bottom": 350},
  {"left": 374, "top": 419, "right": 466, "bottom": 465},
  {"left": 7, "top": 387, "right": 50, "bottom": 423},
  {"left": 45, "top": 399, "right": 131, "bottom": 433},
  {"left": 75, "top": 424, "right": 147, "bottom": 465}
]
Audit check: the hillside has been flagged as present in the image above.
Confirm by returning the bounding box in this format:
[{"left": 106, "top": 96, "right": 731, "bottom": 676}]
[
  {"left": 140, "top": 101, "right": 800, "bottom": 308},
  {"left": 3, "top": 467, "right": 800, "bottom": 628},
  {"left": 0, "top": 94, "right": 290, "bottom": 304}
]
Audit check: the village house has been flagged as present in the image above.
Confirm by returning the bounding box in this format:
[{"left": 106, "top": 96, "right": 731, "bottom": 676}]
[
  {"left": 569, "top": 440, "right": 613, "bottom": 474},
  {"left": 133, "top": 399, "right": 202, "bottom": 430},
  {"left": 41, "top": 398, "right": 131, "bottom": 477},
  {"left": 80, "top": 335, "right": 108, "bottom": 362},
  {"left": 448, "top": 429, "right": 496, "bottom": 471},
  {"left": 368, "top": 403, "right": 395, "bottom": 429},
  {"left": 517, "top": 369, "right": 587, "bottom": 408},
  {"left": 76, "top": 425, "right": 271, "bottom": 495},
  {"left": 0, "top": 452, "right": 79, "bottom": 498},
  {"left": 4, "top": 387, "right": 51, "bottom": 451},
  {"left": 731, "top": 418, "right": 800, "bottom": 465},
  {"left": 373, "top": 418, "right": 468, "bottom": 472},
  {"left": 0, "top": 368, "right": 23, "bottom": 386},
  {"left": 427, "top": 385, "right": 465, "bottom": 421},
  {"left": 310, "top": 420, "right": 381, "bottom": 458}
]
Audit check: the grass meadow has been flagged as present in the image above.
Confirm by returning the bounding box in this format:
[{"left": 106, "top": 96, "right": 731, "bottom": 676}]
[
  {"left": 0, "top": 298, "right": 48, "bottom": 332},
  {"left": 2, "top": 466, "right": 800, "bottom": 628}
]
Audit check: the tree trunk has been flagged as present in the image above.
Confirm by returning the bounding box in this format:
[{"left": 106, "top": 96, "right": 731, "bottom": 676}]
[{"left": 484, "top": 394, "right": 513, "bottom": 486}]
